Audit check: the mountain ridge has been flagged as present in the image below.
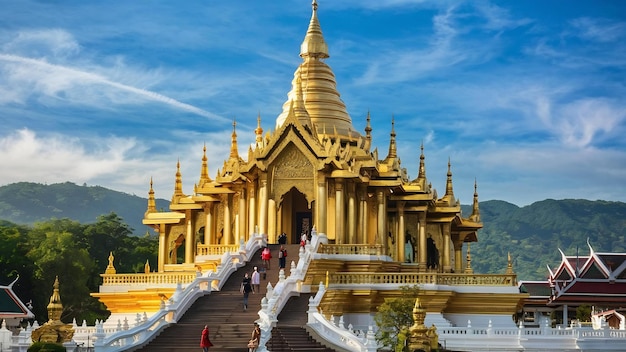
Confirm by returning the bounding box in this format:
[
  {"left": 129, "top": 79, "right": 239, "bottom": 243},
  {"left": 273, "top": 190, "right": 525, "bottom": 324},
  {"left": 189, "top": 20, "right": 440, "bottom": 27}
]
[{"left": 2, "top": 181, "right": 625, "bottom": 280}]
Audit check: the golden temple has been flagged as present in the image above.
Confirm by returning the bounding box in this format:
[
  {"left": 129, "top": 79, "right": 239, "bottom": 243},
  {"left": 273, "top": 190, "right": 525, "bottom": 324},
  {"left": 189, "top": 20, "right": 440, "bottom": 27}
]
[{"left": 92, "top": 0, "right": 525, "bottom": 331}]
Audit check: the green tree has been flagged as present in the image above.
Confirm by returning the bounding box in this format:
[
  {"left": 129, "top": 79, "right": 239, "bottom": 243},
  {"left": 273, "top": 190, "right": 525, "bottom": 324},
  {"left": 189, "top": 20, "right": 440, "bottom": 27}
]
[
  {"left": 26, "top": 226, "right": 99, "bottom": 323},
  {"left": 576, "top": 304, "right": 591, "bottom": 322},
  {"left": 374, "top": 285, "right": 420, "bottom": 350}
]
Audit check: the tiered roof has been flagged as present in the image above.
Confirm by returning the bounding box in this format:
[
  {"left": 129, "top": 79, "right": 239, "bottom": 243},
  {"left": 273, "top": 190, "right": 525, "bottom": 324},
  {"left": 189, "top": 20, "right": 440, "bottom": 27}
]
[{"left": 547, "top": 240, "right": 626, "bottom": 306}]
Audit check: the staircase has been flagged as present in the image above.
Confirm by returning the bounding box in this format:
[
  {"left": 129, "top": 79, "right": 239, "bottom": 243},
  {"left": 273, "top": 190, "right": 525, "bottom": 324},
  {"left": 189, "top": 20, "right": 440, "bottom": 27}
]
[
  {"left": 132, "top": 245, "right": 276, "bottom": 352},
  {"left": 131, "top": 243, "right": 339, "bottom": 351},
  {"left": 266, "top": 292, "right": 336, "bottom": 352}
]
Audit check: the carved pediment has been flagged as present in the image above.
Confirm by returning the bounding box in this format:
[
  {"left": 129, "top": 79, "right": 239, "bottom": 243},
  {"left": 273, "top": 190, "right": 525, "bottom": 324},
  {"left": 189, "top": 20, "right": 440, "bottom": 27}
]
[{"left": 270, "top": 143, "right": 315, "bottom": 204}]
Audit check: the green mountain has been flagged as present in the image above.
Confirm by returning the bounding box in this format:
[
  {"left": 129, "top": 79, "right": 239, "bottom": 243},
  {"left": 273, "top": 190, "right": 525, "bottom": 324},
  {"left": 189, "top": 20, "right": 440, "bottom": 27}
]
[
  {"left": 0, "top": 182, "right": 169, "bottom": 236},
  {"left": 462, "top": 199, "right": 626, "bottom": 280},
  {"left": 1, "top": 182, "right": 624, "bottom": 281}
]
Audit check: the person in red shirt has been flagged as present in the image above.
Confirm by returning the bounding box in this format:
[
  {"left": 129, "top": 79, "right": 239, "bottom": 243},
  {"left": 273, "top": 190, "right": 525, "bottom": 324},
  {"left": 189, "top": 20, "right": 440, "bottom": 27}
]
[{"left": 200, "top": 325, "right": 213, "bottom": 351}]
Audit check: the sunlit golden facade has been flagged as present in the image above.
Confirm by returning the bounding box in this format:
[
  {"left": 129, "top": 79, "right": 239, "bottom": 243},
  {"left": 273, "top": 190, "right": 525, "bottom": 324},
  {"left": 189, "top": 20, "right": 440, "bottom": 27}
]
[{"left": 142, "top": 2, "right": 482, "bottom": 276}]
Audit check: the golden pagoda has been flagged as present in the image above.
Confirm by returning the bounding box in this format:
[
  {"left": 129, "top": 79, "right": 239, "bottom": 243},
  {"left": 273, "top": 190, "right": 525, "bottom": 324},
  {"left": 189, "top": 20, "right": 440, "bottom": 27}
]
[
  {"left": 31, "top": 276, "right": 75, "bottom": 344},
  {"left": 93, "top": 0, "right": 524, "bottom": 324}
]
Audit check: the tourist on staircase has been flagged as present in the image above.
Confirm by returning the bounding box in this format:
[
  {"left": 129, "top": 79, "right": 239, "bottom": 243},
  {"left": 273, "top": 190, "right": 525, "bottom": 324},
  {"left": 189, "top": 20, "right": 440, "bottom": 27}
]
[
  {"left": 241, "top": 273, "right": 253, "bottom": 311},
  {"left": 200, "top": 325, "right": 213, "bottom": 352},
  {"left": 261, "top": 247, "right": 271, "bottom": 270},
  {"left": 251, "top": 266, "right": 260, "bottom": 294},
  {"left": 247, "top": 322, "right": 261, "bottom": 352},
  {"left": 278, "top": 245, "right": 287, "bottom": 269}
]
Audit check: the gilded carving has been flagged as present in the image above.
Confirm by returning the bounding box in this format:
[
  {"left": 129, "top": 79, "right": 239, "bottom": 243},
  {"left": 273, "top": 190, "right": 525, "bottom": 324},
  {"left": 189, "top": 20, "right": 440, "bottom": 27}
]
[{"left": 271, "top": 143, "right": 314, "bottom": 202}]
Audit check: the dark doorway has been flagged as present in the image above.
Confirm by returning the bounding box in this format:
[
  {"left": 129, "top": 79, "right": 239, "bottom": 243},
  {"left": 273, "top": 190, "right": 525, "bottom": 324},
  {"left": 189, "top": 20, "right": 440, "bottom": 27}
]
[{"left": 295, "top": 212, "right": 312, "bottom": 243}]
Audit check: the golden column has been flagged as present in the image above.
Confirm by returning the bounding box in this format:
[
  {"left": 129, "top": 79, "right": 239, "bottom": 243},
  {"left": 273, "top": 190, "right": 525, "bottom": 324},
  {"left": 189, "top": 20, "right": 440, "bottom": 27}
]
[
  {"left": 268, "top": 199, "right": 277, "bottom": 243},
  {"left": 158, "top": 223, "right": 167, "bottom": 272},
  {"left": 248, "top": 182, "right": 257, "bottom": 235},
  {"left": 418, "top": 212, "right": 427, "bottom": 271},
  {"left": 335, "top": 179, "right": 344, "bottom": 244},
  {"left": 316, "top": 179, "right": 327, "bottom": 234},
  {"left": 184, "top": 213, "right": 194, "bottom": 264},
  {"left": 358, "top": 185, "right": 367, "bottom": 244},
  {"left": 347, "top": 182, "right": 356, "bottom": 244},
  {"left": 204, "top": 203, "right": 214, "bottom": 245},
  {"left": 376, "top": 190, "right": 386, "bottom": 251},
  {"left": 453, "top": 241, "right": 463, "bottom": 273},
  {"left": 224, "top": 193, "right": 232, "bottom": 245},
  {"left": 442, "top": 222, "right": 451, "bottom": 272},
  {"left": 259, "top": 179, "right": 268, "bottom": 236},
  {"left": 238, "top": 190, "right": 246, "bottom": 241},
  {"left": 398, "top": 201, "right": 406, "bottom": 261}
]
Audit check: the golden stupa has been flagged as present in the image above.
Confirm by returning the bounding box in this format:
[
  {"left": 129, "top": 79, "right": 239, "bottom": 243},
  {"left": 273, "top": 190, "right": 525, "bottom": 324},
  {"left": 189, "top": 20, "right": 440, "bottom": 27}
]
[
  {"left": 93, "top": 0, "right": 524, "bottom": 326},
  {"left": 31, "top": 276, "right": 75, "bottom": 344}
]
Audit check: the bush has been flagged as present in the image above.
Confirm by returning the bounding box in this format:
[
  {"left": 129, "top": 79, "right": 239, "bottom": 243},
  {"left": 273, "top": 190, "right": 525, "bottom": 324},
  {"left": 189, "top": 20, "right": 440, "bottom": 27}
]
[{"left": 27, "top": 342, "right": 67, "bottom": 352}]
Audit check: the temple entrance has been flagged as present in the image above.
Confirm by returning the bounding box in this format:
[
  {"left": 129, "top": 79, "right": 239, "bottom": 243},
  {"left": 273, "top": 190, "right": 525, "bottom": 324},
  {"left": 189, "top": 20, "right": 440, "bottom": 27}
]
[{"left": 279, "top": 187, "right": 311, "bottom": 244}]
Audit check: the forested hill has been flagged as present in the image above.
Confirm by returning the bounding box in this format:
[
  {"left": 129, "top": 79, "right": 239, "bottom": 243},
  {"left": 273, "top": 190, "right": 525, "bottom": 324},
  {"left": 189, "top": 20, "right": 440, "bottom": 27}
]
[
  {"left": 0, "top": 182, "right": 624, "bottom": 280},
  {"left": 0, "top": 182, "right": 169, "bottom": 235},
  {"left": 462, "top": 199, "right": 626, "bottom": 280}
]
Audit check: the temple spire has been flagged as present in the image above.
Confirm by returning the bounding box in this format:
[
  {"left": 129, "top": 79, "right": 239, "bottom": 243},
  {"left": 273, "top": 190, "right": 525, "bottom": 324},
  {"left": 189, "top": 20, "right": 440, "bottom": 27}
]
[
  {"left": 363, "top": 111, "right": 372, "bottom": 151},
  {"left": 47, "top": 276, "right": 63, "bottom": 322},
  {"left": 146, "top": 177, "right": 156, "bottom": 215},
  {"left": 199, "top": 143, "right": 211, "bottom": 185},
  {"left": 383, "top": 116, "right": 397, "bottom": 164},
  {"left": 229, "top": 120, "right": 240, "bottom": 160},
  {"left": 301, "top": 0, "right": 328, "bottom": 59},
  {"left": 470, "top": 179, "right": 481, "bottom": 222},
  {"left": 255, "top": 113, "right": 264, "bottom": 149},
  {"left": 444, "top": 158, "right": 455, "bottom": 202},
  {"left": 388, "top": 116, "right": 397, "bottom": 159},
  {"left": 172, "top": 159, "right": 184, "bottom": 202},
  {"left": 293, "top": 75, "right": 312, "bottom": 128},
  {"left": 418, "top": 142, "right": 426, "bottom": 180}
]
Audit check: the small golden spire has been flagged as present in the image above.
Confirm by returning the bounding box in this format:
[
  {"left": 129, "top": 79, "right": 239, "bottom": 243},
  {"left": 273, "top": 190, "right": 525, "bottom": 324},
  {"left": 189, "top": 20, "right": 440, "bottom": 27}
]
[
  {"left": 199, "top": 143, "right": 212, "bottom": 186},
  {"left": 442, "top": 158, "right": 455, "bottom": 203},
  {"left": 470, "top": 179, "right": 481, "bottom": 222},
  {"left": 363, "top": 111, "right": 372, "bottom": 151},
  {"left": 173, "top": 159, "right": 184, "bottom": 200},
  {"left": 385, "top": 116, "right": 397, "bottom": 161},
  {"left": 229, "top": 119, "right": 240, "bottom": 160},
  {"left": 301, "top": 0, "right": 328, "bottom": 59},
  {"left": 506, "top": 252, "right": 514, "bottom": 274},
  {"left": 418, "top": 142, "right": 426, "bottom": 180},
  {"left": 255, "top": 112, "right": 264, "bottom": 149},
  {"left": 294, "top": 75, "right": 312, "bottom": 128},
  {"left": 47, "top": 276, "right": 63, "bottom": 322},
  {"left": 146, "top": 177, "right": 156, "bottom": 214},
  {"left": 144, "top": 259, "right": 150, "bottom": 274}
]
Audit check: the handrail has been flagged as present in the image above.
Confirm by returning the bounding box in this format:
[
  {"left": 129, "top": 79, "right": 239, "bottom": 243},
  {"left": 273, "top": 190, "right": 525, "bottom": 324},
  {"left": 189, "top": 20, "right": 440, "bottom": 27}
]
[
  {"left": 329, "top": 271, "right": 518, "bottom": 286},
  {"left": 92, "top": 235, "right": 265, "bottom": 351}
]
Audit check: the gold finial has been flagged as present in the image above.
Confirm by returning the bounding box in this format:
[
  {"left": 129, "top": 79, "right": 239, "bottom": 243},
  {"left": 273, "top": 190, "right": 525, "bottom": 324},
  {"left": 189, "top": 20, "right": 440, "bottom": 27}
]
[
  {"left": 144, "top": 259, "right": 150, "bottom": 274},
  {"left": 442, "top": 158, "right": 454, "bottom": 203},
  {"left": 506, "top": 252, "right": 514, "bottom": 274},
  {"left": 173, "top": 159, "right": 184, "bottom": 201},
  {"left": 470, "top": 178, "right": 481, "bottom": 222},
  {"left": 418, "top": 142, "right": 426, "bottom": 179},
  {"left": 229, "top": 119, "right": 240, "bottom": 160},
  {"left": 255, "top": 112, "right": 265, "bottom": 149},
  {"left": 47, "top": 276, "right": 63, "bottom": 322},
  {"left": 385, "top": 116, "right": 397, "bottom": 161},
  {"left": 301, "top": 0, "right": 328, "bottom": 59},
  {"left": 146, "top": 177, "right": 156, "bottom": 214},
  {"left": 199, "top": 143, "right": 211, "bottom": 185}
]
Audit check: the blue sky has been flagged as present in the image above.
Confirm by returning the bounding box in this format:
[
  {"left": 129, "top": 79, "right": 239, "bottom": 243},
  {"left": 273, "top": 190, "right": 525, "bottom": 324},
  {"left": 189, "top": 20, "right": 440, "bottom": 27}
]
[{"left": 1, "top": 0, "right": 625, "bottom": 207}]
